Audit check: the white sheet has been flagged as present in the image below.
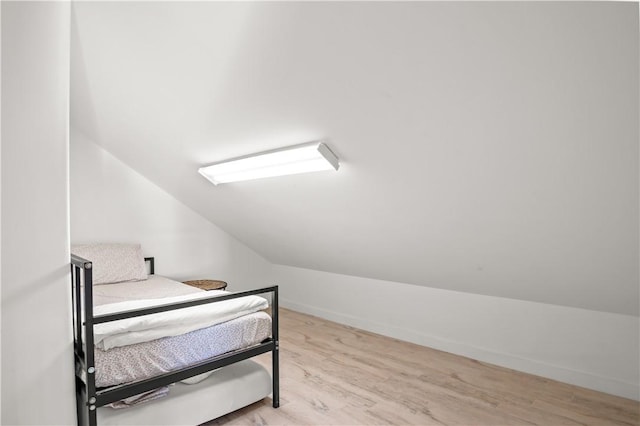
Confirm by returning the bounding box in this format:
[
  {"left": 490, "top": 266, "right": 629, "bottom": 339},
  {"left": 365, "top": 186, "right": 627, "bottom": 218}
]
[
  {"left": 93, "top": 275, "right": 202, "bottom": 306},
  {"left": 93, "top": 286, "right": 269, "bottom": 350}
]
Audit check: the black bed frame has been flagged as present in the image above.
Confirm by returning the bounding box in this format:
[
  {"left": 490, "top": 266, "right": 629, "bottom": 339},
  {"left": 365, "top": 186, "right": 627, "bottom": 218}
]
[{"left": 71, "top": 255, "right": 279, "bottom": 426}]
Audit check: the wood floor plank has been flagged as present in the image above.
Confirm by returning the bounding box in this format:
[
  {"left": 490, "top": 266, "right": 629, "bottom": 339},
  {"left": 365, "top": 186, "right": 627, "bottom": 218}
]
[{"left": 204, "top": 308, "right": 639, "bottom": 426}]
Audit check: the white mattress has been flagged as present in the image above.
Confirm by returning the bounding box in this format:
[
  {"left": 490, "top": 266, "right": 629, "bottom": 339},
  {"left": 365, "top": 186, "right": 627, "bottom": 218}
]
[
  {"left": 97, "top": 359, "right": 272, "bottom": 426},
  {"left": 93, "top": 274, "right": 204, "bottom": 306},
  {"left": 95, "top": 311, "right": 271, "bottom": 387}
]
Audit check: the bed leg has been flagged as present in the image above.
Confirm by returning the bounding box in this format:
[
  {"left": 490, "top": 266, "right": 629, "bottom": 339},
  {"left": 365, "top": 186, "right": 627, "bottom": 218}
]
[
  {"left": 75, "top": 382, "right": 97, "bottom": 426},
  {"left": 89, "top": 409, "right": 97, "bottom": 426},
  {"left": 272, "top": 286, "right": 280, "bottom": 408},
  {"left": 272, "top": 342, "right": 280, "bottom": 408}
]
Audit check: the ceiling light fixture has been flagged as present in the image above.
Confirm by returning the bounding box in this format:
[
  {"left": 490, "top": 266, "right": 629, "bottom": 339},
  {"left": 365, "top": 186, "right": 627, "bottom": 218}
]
[{"left": 198, "top": 142, "right": 339, "bottom": 185}]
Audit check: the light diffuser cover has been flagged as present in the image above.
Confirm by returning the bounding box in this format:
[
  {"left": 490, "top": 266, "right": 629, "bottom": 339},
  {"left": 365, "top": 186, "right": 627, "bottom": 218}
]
[{"left": 198, "top": 142, "right": 339, "bottom": 185}]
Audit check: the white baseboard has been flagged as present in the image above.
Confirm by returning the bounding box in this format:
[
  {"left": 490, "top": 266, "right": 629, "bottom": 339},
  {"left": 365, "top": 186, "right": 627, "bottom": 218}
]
[{"left": 281, "top": 297, "right": 640, "bottom": 401}]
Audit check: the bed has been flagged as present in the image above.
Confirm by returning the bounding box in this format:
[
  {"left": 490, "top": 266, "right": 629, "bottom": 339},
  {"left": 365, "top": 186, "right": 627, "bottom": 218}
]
[{"left": 70, "top": 244, "right": 279, "bottom": 426}]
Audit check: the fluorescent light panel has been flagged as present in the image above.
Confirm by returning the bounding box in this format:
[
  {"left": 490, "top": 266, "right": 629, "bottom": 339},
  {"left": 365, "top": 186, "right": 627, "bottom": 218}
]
[{"left": 198, "top": 142, "right": 339, "bottom": 185}]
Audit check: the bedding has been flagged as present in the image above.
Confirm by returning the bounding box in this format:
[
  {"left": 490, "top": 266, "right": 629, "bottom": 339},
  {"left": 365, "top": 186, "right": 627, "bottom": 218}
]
[
  {"left": 93, "top": 275, "right": 202, "bottom": 306},
  {"left": 95, "top": 311, "right": 271, "bottom": 388},
  {"left": 94, "top": 290, "right": 268, "bottom": 350},
  {"left": 92, "top": 276, "right": 271, "bottom": 390},
  {"left": 71, "top": 244, "right": 147, "bottom": 284},
  {"left": 108, "top": 387, "right": 170, "bottom": 409}
]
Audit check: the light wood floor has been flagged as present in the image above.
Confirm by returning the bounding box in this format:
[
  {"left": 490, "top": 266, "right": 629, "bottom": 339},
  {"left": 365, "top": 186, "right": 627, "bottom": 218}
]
[{"left": 206, "top": 308, "right": 639, "bottom": 426}]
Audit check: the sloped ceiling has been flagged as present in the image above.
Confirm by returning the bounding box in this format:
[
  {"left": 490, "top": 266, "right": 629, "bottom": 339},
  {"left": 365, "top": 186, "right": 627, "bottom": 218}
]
[{"left": 71, "top": 2, "right": 639, "bottom": 316}]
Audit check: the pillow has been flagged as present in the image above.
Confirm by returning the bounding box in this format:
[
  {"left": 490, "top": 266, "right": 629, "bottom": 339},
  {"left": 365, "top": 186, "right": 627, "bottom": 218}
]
[{"left": 71, "top": 243, "right": 148, "bottom": 285}]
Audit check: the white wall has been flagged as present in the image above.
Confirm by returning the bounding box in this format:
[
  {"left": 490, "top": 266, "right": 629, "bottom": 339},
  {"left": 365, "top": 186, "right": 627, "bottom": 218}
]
[
  {"left": 274, "top": 264, "right": 640, "bottom": 400},
  {"left": 0, "top": 2, "right": 3, "bottom": 419},
  {"left": 71, "top": 2, "right": 639, "bottom": 317},
  {"left": 1, "top": 2, "right": 75, "bottom": 424},
  {"left": 70, "top": 129, "right": 273, "bottom": 290}
]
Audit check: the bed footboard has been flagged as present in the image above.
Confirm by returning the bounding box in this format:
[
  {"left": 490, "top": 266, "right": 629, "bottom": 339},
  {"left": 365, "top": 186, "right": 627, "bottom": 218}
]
[{"left": 71, "top": 255, "right": 279, "bottom": 426}]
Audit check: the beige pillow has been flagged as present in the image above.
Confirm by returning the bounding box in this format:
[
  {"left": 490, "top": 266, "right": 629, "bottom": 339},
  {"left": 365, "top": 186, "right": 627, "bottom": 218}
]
[{"left": 71, "top": 243, "right": 148, "bottom": 285}]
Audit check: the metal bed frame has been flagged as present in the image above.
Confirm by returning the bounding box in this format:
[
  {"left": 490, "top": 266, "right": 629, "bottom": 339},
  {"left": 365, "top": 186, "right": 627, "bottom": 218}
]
[{"left": 71, "top": 254, "right": 279, "bottom": 426}]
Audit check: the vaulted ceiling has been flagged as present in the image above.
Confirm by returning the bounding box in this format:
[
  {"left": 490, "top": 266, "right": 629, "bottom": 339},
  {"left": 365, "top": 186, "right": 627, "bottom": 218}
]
[{"left": 71, "top": 2, "right": 639, "bottom": 316}]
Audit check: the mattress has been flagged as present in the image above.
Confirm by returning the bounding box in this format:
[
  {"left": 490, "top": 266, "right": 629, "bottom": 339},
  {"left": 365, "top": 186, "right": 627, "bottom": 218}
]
[
  {"left": 97, "top": 359, "right": 272, "bottom": 425},
  {"left": 93, "top": 275, "right": 205, "bottom": 306},
  {"left": 96, "top": 311, "right": 271, "bottom": 387},
  {"left": 92, "top": 276, "right": 272, "bottom": 388}
]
